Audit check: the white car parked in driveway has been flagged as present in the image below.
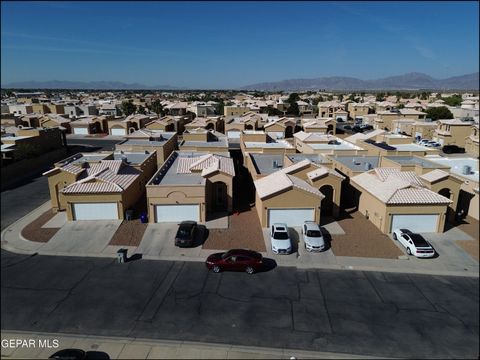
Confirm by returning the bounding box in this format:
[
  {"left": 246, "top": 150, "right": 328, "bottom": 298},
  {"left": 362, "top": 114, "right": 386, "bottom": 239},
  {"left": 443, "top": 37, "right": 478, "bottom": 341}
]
[
  {"left": 270, "top": 223, "right": 292, "bottom": 255},
  {"left": 302, "top": 221, "right": 326, "bottom": 252},
  {"left": 392, "top": 229, "right": 435, "bottom": 258}
]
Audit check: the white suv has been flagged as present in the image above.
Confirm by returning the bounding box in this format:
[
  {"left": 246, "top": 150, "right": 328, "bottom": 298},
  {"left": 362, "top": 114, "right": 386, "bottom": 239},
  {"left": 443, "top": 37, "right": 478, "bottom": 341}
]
[
  {"left": 270, "top": 223, "right": 292, "bottom": 255},
  {"left": 302, "top": 221, "right": 326, "bottom": 252}
]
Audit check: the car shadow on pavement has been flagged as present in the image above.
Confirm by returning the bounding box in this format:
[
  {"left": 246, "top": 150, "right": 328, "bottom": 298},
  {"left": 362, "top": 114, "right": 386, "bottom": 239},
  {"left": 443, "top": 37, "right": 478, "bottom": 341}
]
[
  {"left": 193, "top": 225, "right": 209, "bottom": 247},
  {"left": 258, "top": 258, "right": 277, "bottom": 273},
  {"left": 85, "top": 350, "right": 110, "bottom": 359},
  {"left": 287, "top": 228, "right": 300, "bottom": 253},
  {"left": 319, "top": 227, "right": 332, "bottom": 251}
]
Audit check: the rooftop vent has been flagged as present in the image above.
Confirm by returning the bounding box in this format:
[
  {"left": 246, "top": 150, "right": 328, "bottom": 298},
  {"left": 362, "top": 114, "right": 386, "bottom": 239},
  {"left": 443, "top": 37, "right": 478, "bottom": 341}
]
[{"left": 462, "top": 165, "right": 472, "bottom": 175}]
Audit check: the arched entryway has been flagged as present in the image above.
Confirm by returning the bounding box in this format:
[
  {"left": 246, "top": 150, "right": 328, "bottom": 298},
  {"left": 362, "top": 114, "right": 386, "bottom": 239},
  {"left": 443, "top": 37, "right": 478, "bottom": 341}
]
[
  {"left": 320, "top": 185, "right": 334, "bottom": 216},
  {"left": 285, "top": 126, "right": 293, "bottom": 138},
  {"left": 212, "top": 181, "right": 228, "bottom": 212},
  {"left": 245, "top": 124, "right": 254, "bottom": 130},
  {"left": 165, "top": 123, "right": 174, "bottom": 132},
  {"left": 438, "top": 188, "right": 451, "bottom": 199},
  {"left": 327, "top": 124, "right": 334, "bottom": 133},
  {"left": 206, "top": 123, "right": 215, "bottom": 130}
]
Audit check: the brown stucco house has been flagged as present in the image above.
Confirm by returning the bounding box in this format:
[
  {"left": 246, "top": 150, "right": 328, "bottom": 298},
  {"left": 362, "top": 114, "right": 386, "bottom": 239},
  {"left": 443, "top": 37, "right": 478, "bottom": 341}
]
[
  {"left": 252, "top": 159, "right": 345, "bottom": 227},
  {"left": 179, "top": 128, "right": 229, "bottom": 153},
  {"left": 115, "top": 130, "right": 177, "bottom": 166},
  {"left": 464, "top": 124, "right": 479, "bottom": 157},
  {"left": 146, "top": 151, "right": 235, "bottom": 223},
  {"left": 43, "top": 151, "right": 157, "bottom": 220},
  {"left": 350, "top": 168, "right": 451, "bottom": 234},
  {"left": 433, "top": 119, "right": 476, "bottom": 147},
  {"left": 184, "top": 116, "right": 225, "bottom": 133}
]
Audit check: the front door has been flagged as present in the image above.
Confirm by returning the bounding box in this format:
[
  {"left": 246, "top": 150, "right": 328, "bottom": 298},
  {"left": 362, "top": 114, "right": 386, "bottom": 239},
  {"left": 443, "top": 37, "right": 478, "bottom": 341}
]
[{"left": 213, "top": 182, "right": 227, "bottom": 211}]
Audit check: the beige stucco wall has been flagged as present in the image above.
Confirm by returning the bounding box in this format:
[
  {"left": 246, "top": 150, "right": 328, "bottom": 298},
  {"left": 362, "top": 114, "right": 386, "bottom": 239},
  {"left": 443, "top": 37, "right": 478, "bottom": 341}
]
[
  {"left": 255, "top": 188, "right": 322, "bottom": 227},
  {"left": 353, "top": 184, "right": 448, "bottom": 233},
  {"left": 64, "top": 193, "right": 124, "bottom": 221},
  {"left": 146, "top": 185, "right": 206, "bottom": 223}
]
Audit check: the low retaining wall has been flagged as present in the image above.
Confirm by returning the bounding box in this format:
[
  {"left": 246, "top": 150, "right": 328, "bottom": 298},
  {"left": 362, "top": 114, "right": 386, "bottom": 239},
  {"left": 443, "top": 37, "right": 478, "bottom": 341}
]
[{"left": 1, "top": 148, "right": 68, "bottom": 190}]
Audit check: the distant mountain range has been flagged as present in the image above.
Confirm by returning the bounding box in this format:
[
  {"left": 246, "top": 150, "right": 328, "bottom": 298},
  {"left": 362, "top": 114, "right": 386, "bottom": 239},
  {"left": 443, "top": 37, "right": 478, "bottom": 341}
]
[
  {"left": 1, "top": 80, "right": 183, "bottom": 90},
  {"left": 2, "top": 72, "right": 479, "bottom": 91},
  {"left": 240, "top": 72, "right": 480, "bottom": 91}
]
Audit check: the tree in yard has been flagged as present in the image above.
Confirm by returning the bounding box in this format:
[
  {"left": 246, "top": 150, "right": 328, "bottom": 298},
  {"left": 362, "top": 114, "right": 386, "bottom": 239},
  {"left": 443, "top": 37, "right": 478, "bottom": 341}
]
[
  {"left": 375, "top": 93, "right": 385, "bottom": 102},
  {"left": 121, "top": 100, "right": 136, "bottom": 116},
  {"left": 150, "top": 100, "right": 164, "bottom": 116},
  {"left": 442, "top": 95, "right": 462, "bottom": 107},
  {"left": 420, "top": 92, "right": 430, "bottom": 100},
  {"left": 397, "top": 103, "right": 405, "bottom": 109},
  {"left": 262, "top": 107, "right": 284, "bottom": 116},
  {"left": 425, "top": 106, "right": 453, "bottom": 121},
  {"left": 287, "top": 92, "right": 300, "bottom": 104},
  {"left": 137, "top": 105, "right": 146, "bottom": 115},
  {"left": 313, "top": 96, "right": 324, "bottom": 105},
  {"left": 338, "top": 94, "right": 344, "bottom": 101},
  {"left": 287, "top": 101, "right": 300, "bottom": 116}
]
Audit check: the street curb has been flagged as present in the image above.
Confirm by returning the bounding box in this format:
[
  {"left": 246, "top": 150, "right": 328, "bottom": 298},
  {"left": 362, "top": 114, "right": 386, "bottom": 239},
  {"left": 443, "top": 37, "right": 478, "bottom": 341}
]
[
  {"left": 0, "top": 330, "right": 392, "bottom": 359},
  {"left": 2, "top": 203, "right": 479, "bottom": 278}
]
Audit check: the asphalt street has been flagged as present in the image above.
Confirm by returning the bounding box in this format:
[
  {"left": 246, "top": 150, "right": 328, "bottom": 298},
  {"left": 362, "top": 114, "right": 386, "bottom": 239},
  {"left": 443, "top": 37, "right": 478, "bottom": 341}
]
[{"left": 1, "top": 251, "right": 478, "bottom": 358}]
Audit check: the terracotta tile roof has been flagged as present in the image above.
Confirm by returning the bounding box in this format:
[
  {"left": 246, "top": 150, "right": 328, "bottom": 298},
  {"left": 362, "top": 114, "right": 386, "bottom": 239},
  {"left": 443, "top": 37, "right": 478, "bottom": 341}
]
[
  {"left": 61, "top": 161, "right": 139, "bottom": 194},
  {"left": 420, "top": 169, "right": 450, "bottom": 183},
  {"left": 351, "top": 168, "right": 451, "bottom": 205},
  {"left": 254, "top": 171, "right": 323, "bottom": 199},
  {"left": 177, "top": 154, "right": 235, "bottom": 177}
]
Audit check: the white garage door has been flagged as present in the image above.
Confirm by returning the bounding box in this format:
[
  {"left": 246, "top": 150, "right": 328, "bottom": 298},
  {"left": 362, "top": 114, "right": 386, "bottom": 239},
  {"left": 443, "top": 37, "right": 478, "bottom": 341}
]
[
  {"left": 227, "top": 131, "right": 241, "bottom": 139},
  {"left": 110, "top": 128, "right": 125, "bottom": 136},
  {"left": 268, "top": 208, "right": 315, "bottom": 227},
  {"left": 391, "top": 214, "right": 439, "bottom": 233},
  {"left": 73, "top": 127, "right": 88, "bottom": 135},
  {"left": 267, "top": 131, "right": 284, "bottom": 139},
  {"left": 155, "top": 204, "right": 200, "bottom": 223},
  {"left": 73, "top": 202, "right": 118, "bottom": 220}
]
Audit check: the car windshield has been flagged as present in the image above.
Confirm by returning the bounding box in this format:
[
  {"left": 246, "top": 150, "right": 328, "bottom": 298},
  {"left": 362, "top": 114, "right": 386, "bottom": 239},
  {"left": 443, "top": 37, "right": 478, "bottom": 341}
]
[
  {"left": 221, "top": 251, "right": 234, "bottom": 259},
  {"left": 306, "top": 230, "right": 322, "bottom": 237},
  {"left": 410, "top": 234, "right": 429, "bottom": 247},
  {"left": 273, "top": 232, "right": 289, "bottom": 240},
  {"left": 177, "top": 227, "right": 192, "bottom": 238}
]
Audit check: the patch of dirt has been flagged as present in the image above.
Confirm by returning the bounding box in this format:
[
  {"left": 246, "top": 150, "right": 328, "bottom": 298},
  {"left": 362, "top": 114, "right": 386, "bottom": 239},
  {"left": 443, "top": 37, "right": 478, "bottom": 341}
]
[
  {"left": 21, "top": 210, "right": 60, "bottom": 243},
  {"left": 203, "top": 207, "right": 266, "bottom": 252},
  {"left": 455, "top": 216, "right": 479, "bottom": 261},
  {"left": 109, "top": 219, "right": 148, "bottom": 247},
  {"left": 327, "top": 211, "right": 404, "bottom": 259}
]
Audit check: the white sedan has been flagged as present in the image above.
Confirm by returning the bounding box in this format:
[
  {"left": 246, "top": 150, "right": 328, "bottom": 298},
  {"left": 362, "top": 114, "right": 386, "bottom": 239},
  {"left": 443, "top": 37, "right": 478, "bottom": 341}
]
[{"left": 392, "top": 229, "right": 435, "bottom": 258}]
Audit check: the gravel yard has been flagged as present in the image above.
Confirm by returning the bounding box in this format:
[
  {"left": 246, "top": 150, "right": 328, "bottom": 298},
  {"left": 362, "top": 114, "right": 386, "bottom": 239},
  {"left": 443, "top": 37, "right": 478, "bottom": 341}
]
[
  {"left": 203, "top": 207, "right": 266, "bottom": 252},
  {"left": 327, "top": 210, "right": 403, "bottom": 259},
  {"left": 21, "top": 210, "right": 60, "bottom": 243},
  {"left": 455, "top": 216, "right": 479, "bottom": 261},
  {"left": 109, "top": 219, "right": 148, "bottom": 247}
]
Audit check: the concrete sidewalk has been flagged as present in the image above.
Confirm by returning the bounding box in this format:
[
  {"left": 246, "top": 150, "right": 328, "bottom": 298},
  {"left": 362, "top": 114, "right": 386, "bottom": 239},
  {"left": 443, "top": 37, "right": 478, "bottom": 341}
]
[
  {"left": 1, "top": 330, "right": 385, "bottom": 359},
  {"left": 1, "top": 201, "right": 478, "bottom": 278}
]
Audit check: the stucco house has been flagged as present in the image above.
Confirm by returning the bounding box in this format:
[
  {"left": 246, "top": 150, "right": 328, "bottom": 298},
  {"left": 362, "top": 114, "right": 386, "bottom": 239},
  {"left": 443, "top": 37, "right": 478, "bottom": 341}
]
[
  {"left": 433, "top": 119, "right": 476, "bottom": 147},
  {"left": 350, "top": 168, "right": 451, "bottom": 234},
  {"left": 43, "top": 151, "right": 157, "bottom": 220},
  {"left": 115, "top": 130, "right": 177, "bottom": 166},
  {"left": 146, "top": 151, "right": 235, "bottom": 223},
  {"left": 464, "top": 124, "right": 479, "bottom": 157},
  {"left": 184, "top": 116, "right": 224, "bottom": 133},
  {"left": 294, "top": 131, "right": 366, "bottom": 155},
  {"left": 249, "top": 156, "right": 344, "bottom": 224},
  {"left": 179, "top": 128, "right": 229, "bottom": 153}
]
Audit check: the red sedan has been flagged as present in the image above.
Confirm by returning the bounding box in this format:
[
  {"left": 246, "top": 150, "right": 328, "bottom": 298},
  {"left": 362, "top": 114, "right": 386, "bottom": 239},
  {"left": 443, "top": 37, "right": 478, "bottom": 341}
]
[{"left": 205, "top": 249, "right": 263, "bottom": 274}]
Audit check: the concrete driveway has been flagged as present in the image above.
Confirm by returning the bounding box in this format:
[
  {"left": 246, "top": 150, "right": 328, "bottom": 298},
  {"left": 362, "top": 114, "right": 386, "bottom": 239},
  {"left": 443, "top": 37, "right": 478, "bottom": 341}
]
[
  {"left": 40, "top": 220, "right": 122, "bottom": 254},
  {"left": 262, "top": 227, "right": 337, "bottom": 267},
  {"left": 389, "top": 228, "right": 479, "bottom": 273},
  {"left": 137, "top": 223, "right": 218, "bottom": 260}
]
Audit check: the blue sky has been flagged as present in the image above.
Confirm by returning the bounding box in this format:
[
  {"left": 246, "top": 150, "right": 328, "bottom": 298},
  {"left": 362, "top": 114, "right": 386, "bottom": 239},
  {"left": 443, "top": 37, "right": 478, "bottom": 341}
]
[{"left": 1, "top": 1, "right": 479, "bottom": 89}]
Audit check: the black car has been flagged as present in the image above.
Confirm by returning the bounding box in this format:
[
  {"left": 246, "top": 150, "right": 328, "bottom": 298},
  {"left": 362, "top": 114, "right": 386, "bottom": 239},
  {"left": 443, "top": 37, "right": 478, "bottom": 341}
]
[
  {"left": 49, "top": 349, "right": 86, "bottom": 360},
  {"left": 352, "top": 125, "right": 364, "bottom": 133},
  {"left": 343, "top": 125, "right": 352, "bottom": 130},
  {"left": 442, "top": 144, "right": 465, "bottom": 154},
  {"left": 175, "top": 220, "right": 198, "bottom": 247}
]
